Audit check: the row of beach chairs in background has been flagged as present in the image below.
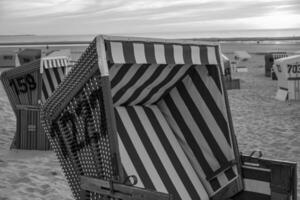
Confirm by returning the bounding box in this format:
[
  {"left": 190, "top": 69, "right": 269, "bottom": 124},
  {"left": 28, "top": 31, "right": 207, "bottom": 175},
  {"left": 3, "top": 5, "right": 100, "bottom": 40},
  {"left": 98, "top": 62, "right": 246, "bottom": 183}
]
[{"left": 1, "top": 35, "right": 297, "bottom": 200}]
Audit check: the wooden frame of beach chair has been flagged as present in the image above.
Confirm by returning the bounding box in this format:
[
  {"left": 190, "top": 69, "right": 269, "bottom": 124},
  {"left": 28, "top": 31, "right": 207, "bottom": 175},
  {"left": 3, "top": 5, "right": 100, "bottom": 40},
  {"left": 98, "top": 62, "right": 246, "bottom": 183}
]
[
  {"left": 40, "top": 35, "right": 297, "bottom": 200},
  {"left": 1, "top": 55, "right": 70, "bottom": 150}
]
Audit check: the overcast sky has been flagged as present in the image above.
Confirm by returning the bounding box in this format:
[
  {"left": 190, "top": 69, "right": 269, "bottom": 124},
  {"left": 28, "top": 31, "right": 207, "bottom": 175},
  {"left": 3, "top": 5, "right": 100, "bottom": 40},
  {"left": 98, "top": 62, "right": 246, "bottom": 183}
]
[{"left": 0, "top": 0, "right": 300, "bottom": 36}]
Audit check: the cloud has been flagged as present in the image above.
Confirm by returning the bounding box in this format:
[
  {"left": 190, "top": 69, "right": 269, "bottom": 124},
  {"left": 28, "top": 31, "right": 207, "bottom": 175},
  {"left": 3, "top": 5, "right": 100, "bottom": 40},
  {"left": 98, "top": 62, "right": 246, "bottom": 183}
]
[
  {"left": 0, "top": 0, "right": 300, "bottom": 35},
  {"left": 0, "top": 0, "right": 97, "bottom": 18}
]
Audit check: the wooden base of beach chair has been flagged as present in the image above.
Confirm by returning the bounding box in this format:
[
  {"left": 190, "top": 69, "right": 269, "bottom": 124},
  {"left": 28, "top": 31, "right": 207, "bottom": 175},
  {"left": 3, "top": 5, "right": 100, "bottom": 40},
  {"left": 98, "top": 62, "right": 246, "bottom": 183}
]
[{"left": 80, "top": 176, "right": 172, "bottom": 200}]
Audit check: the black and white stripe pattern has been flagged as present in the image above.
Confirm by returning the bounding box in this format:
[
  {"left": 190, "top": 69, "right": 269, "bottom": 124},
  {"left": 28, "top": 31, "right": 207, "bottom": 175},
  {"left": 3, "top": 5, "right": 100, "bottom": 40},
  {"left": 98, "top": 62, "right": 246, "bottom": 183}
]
[
  {"left": 40, "top": 56, "right": 69, "bottom": 73},
  {"left": 41, "top": 67, "right": 66, "bottom": 103},
  {"left": 109, "top": 65, "right": 224, "bottom": 105},
  {"left": 105, "top": 41, "right": 221, "bottom": 66},
  {"left": 110, "top": 65, "right": 237, "bottom": 197},
  {"left": 103, "top": 37, "right": 241, "bottom": 197},
  {"left": 157, "top": 66, "right": 237, "bottom": 195},
  {"left": 115, "top": 106, "right": 209, "bottom": 200},
  {"left": 40, "top": 56, "right": 70, "bottom": 103},
  {"left": 110, "top": 64, "right": 193, "bottom": 106},
  {"left": 106, "top": 39, "right": 239, "bottom": 197},
  {"left": 273, "top": 53, "right": 288, "bottom": 60}
]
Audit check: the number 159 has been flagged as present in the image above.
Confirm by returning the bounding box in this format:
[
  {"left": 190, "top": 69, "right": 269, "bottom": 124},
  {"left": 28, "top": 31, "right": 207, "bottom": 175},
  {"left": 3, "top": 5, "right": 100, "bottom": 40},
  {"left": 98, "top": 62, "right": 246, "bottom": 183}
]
[{"left": 9, "top": 74, "right": 37, "bottom": 95}]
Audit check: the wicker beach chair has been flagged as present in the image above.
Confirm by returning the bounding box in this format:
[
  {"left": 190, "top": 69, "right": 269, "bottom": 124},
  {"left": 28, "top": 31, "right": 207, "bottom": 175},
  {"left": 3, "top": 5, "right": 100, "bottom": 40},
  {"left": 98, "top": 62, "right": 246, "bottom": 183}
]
[
  {"left": 1, "top": 55, "right": 70, "bottom": 150},
  {"left": 40, "top": 35, "right": 297, "bottom": 200}
]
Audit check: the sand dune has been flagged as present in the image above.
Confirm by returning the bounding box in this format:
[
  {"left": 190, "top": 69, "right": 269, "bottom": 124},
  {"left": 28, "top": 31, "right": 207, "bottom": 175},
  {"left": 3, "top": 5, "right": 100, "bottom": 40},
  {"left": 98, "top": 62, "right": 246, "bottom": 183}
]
[{"left": 0, "top": 51, "right": 299, "bottom": 199}]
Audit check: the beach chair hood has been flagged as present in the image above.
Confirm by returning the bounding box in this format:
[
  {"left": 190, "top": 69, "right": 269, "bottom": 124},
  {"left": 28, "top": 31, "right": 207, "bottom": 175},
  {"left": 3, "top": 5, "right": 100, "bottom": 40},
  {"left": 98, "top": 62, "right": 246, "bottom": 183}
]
[{"left": 40, "top": 35, "right": 243, "bottom": 200}]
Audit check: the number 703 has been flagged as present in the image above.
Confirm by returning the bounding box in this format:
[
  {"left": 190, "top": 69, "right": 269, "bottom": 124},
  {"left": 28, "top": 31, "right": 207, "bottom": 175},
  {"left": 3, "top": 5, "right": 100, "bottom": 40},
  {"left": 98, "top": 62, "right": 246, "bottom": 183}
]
[{"left": 287, "top": 64, "right": 300, "bottom": 73}]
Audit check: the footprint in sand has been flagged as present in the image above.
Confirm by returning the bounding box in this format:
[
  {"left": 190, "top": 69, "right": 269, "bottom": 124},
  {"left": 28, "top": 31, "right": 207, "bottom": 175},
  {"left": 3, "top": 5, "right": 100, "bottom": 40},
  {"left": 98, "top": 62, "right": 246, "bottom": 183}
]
[
  {"left": 25, "top": 187, "right": 36, "bottom": 193},
  {"left": 25, "top": 186, "right": 50, "bottom": 196},
  {"left": 18, "top": 171, "right": 27, "bottom": 177},
  {"left": 41, "top": 184, "right": 50, "bottom": 190},
  {"left": 0, "top": 160, "right": 7, "bottom": 167},
  {"left": 0, "top": 184, "right": 6, "bottom": 189},
  {"left": 50, "top": 171, "right": 58, "bottom": 176},
  {"left": 16, "top": 177, "right": 31, "bottom": 183}
]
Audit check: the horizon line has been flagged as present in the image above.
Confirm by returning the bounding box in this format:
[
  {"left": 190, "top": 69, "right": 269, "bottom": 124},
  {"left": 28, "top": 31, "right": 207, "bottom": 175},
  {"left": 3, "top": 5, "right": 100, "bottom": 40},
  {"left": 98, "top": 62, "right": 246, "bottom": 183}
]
[
  {"left": 1, "top": 27, "right": 300, "bottom": 37},
  {"left": 0, "top": 36, "right": 300, "bottom": 47}
]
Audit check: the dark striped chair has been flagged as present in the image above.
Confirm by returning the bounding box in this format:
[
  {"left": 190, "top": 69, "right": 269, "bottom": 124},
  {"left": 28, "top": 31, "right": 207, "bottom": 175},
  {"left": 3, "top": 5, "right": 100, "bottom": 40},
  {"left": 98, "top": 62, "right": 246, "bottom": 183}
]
[
  {"left": 40, "top": 35, "right": 297, "bottom": 200},
  {"left": 1, "top": 56, "right": 70, "bottom": 150}
]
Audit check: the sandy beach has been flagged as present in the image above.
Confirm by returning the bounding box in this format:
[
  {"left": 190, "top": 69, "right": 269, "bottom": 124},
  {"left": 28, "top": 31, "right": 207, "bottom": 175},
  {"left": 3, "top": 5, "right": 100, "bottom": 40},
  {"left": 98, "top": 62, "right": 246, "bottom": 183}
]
[{"left": 0, "top": 42, "right": 299, "bottom": 199}]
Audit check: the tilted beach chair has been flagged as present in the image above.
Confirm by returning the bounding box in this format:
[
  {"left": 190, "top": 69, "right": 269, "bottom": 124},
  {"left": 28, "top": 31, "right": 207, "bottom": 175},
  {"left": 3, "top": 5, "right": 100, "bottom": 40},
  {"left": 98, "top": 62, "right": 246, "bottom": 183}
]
[
  {"left": 40, "top": 35, "right": 297, "bottom": 200},
  {"left": 1, "top": 55, "right": 71, "bottom": 150}
]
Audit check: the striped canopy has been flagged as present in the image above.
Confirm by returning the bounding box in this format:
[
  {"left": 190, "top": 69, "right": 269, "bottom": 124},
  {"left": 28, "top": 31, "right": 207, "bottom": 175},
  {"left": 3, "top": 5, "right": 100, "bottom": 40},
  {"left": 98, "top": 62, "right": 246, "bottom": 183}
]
[
  {"left": 105, "top": 41, "right": 220, "bottom": 65},
  {"left": 40, "top": 56, "right": 70, "bottom": 103},
  {"left": 96, "top": 36, "right": 222, "bottom": 76},
  {"left": 104, "top": 36, "right": 241, "bottom": 198},
  {"left": 40, "top": 56, "right": 69, "bottom": 73}
]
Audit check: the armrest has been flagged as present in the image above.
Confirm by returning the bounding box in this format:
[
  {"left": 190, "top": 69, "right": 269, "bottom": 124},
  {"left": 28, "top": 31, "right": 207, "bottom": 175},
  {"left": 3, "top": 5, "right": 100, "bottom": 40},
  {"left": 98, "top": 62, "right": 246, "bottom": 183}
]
[{"left": 80, "top": 176, "right": 172, "bottom": 200}]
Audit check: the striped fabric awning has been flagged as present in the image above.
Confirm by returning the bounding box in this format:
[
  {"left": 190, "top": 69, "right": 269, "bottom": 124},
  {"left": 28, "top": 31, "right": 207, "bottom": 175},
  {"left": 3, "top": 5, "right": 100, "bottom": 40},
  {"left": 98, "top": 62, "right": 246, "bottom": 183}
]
[
  {"left": 112, "top": 65, "right": 239, "bottom": 197},
  {"left": 272, "top": 53, "right": 288, "bottom": 60},
  {"left": 105, "top": 36, "right": 241, "bottom": 198},
  {"left": 40, "top": 56, "right": 70, "bottom": 74},
  {"left": 40, "top": 56, "right": 70, "bottom": 103},
  {"left": 116, "top": 105, "right": 210, "bottom": 200},
  {"left": 104, "top": 40, "right": 221, "bottom": 68},
  {"left": 41, "top": 67, "right": 66, "bottom": 103}
]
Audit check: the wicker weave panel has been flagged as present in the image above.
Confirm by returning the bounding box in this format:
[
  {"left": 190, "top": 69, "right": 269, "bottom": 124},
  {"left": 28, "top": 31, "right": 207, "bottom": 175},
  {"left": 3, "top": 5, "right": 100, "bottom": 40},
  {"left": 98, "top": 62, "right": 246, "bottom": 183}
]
[
  {"left": 43, "top": 39, "right": 99, "bottom": 119},
  {"left": 41, "top": 39, "right": 116, "bottom": 200},
  {"left": 53, "top": 74, "right": 112, "bottom": 198}
]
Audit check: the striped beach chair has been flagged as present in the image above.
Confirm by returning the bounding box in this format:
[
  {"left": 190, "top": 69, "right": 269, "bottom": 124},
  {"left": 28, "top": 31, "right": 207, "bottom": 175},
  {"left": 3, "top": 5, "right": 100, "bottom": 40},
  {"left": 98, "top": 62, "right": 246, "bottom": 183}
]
[
  {"left": 1, "top": 55, "right": 70, "bottom": 150},
  {"left": 40, "top": 35, "right": 297, "bottom": 200}
]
